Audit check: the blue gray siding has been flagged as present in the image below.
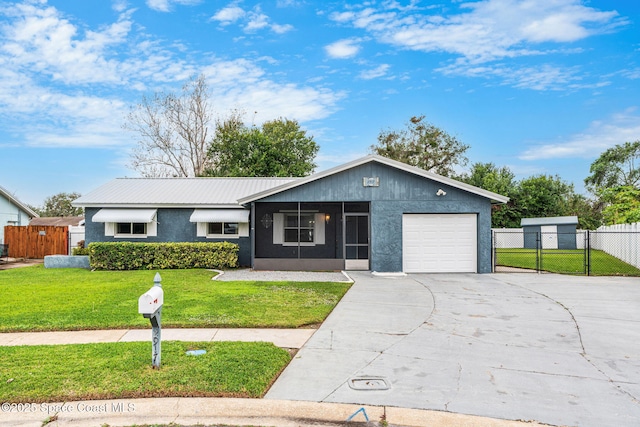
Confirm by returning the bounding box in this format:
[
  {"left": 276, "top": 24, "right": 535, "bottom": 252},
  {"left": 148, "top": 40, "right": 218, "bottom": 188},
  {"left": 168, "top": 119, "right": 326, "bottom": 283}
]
[
  {"left": 84, "top": 207, "right": 250, "bottom": 266},
  {"left": 256, "top": 163, "right": 494, "bottom": 273}
]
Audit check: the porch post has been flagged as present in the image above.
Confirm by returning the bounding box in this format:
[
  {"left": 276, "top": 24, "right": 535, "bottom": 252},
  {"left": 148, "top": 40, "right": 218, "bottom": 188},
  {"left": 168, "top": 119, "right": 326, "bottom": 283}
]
[{"left": 250, "top": 202, "right": 255, "bottom": 269}]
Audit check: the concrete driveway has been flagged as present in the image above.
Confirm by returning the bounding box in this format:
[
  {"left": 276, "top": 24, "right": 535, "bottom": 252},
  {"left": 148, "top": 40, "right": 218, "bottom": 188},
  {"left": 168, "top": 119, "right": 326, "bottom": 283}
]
[{"left": 266, "top": 272, "right": 640, "bottom": 427}]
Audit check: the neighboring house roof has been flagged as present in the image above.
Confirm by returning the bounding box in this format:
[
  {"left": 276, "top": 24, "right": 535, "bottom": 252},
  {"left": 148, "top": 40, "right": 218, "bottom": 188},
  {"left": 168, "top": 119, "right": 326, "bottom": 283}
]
[
  {"left": 239, "top": 155, "right": 510, "bottom": 204},
  {"left": 0, "top": 185, "right": 39, "bottom": 218},
  {"left": 521, "top": 216, "right": 579, "bottom": 227},
  {"left": 73, "top": 177, "right": 298, "bottom": 208},
  {"left": 30, "top": 216, "right": 85, "bottom": 227}
]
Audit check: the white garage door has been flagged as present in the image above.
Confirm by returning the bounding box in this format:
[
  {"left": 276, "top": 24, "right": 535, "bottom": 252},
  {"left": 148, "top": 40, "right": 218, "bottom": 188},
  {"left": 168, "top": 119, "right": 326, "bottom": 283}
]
[{"left": 403, "top": 214, "right": 477, "bottom": 273}]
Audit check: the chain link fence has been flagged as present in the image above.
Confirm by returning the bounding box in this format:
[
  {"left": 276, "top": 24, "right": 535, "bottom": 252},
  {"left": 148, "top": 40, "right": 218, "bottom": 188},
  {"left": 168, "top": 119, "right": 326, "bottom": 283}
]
[{"left": 493, "top": 229, "right": 640, "bottom": 276}]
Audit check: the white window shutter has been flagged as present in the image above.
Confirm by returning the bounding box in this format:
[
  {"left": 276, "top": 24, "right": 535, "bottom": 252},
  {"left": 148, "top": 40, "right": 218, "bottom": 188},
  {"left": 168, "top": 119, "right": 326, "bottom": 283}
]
[
  {"left": 196, "top": 222, "right": 207, "bottom": 237},
  {"left": 273, "top": 213, "right": 284, "bottom": 244},
  {"left": 239, "top": 223, "right": 249, "bottom": 237},
  {"left": 105, "top": 222, "right": 115, "bottom": 236},
  {"left": 147, "top": 219, "right": 157, "bottom": 237},
  {"left": 315, "top": 213, "right": 325, "bottom": 245}
]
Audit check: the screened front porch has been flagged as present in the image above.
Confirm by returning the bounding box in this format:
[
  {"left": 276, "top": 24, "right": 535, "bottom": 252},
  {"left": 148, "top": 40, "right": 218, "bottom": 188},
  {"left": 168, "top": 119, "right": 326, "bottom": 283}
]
[{"left": 251, "top": 202, "right": 370, "bottom": 271}]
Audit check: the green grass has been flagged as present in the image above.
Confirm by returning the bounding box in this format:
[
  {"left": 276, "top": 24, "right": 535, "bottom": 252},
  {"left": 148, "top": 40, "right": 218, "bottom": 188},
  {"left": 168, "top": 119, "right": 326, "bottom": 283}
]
[
  {"left": 0, "top": 266, "right": 351, "bottom": 332},
  {"left": 496, "top": 248, "right": 640, "bottom": 276},
  {"left": 0, "top": 341, "right": 290, "bottom": 402}
]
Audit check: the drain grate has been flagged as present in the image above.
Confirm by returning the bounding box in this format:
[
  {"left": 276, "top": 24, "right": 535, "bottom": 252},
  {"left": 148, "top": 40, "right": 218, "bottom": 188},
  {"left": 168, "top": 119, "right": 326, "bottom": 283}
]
[{"left": 348, "top": 377, "right": 390, "bottom": 391}]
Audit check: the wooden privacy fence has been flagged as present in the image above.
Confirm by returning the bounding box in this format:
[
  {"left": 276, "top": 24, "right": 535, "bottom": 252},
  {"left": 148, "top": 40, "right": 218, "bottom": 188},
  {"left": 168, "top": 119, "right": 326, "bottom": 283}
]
[{"left": 4, "top": 225, "right": 68, "bottom": 258}]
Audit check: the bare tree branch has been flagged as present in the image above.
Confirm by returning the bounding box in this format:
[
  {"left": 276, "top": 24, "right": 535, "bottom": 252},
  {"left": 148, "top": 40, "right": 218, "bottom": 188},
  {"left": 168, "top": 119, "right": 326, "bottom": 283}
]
[{"left": 124, "top": 74, "right": 214, "bottom": 177}]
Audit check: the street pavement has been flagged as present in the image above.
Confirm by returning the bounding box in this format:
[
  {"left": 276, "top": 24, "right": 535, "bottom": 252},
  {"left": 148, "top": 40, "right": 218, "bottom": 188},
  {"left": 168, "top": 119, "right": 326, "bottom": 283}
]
[{"left": 266, "top": 272, "right": 640, "bottom": 427}]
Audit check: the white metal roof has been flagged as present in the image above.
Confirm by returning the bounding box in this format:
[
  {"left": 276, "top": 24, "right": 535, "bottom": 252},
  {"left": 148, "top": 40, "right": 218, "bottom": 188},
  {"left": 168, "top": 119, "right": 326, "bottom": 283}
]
[
  {"left": 238, "top": 155, "right": 510, "bottom": 204},
  {"left": 73, "top": 177, "right": 298, "bottom": 208}
]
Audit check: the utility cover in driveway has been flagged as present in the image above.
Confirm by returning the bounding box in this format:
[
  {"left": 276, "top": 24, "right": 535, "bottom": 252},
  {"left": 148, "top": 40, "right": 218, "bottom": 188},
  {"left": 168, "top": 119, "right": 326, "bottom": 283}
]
[{"left": 402, "top": 214, "right": 477, "bottom": 273}]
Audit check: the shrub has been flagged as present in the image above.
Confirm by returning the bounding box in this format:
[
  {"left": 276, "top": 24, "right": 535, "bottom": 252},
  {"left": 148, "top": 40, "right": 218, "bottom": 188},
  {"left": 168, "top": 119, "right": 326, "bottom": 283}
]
[
  {"left": 72, "top": 247, "right": 90, "bottom": 256},
  {"left": 88, "top": 242, "right": 238, "bottom": 270}
]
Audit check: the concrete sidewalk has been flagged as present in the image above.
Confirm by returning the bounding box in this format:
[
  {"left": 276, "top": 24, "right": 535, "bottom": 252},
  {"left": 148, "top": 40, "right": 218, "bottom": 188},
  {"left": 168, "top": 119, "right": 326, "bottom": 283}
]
[
  {"left": 0, "top": 328, "right": 315, "bottom": 349},
  {"left": 1, "top": 397, "right": 549, "bottom": 427}
]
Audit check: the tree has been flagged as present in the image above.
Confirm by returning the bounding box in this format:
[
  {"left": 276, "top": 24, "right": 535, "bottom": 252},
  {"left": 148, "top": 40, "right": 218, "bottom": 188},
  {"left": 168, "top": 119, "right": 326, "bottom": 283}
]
[
  {"left": 563, "top": 193, "right": 603, "bottom": 230},
  {"left": 458, "top": 162, "right": 516, "bottom": 196},
  {"left": 584, "top": 141, "right": 640, "bottom": 193},
  {"left": 457, "top": 162, "right": 520, "bottom": 228},
  {"left": 370, "top": 115, "right": 469, "bottom": 176},
  {"left": 37, "top": 192, "right": 83, "bottom": 217},
  {"left": 516, "top": 175, "right": 575, "bottom": 219},
  {"left": 124, "top": 74, "right": 214, "bottom": 177},
  {"left": 600, "top": 186, "right": 640, "bottom": 225},
  {"left": 205, "top": 114, "right": 319, "bottom": 177}
]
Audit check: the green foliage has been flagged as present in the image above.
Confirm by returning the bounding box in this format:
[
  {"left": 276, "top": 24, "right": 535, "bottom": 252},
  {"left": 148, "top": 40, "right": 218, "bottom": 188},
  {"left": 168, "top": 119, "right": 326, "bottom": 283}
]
[
  {"left": 72, "top": 247, "right": 90, "bottom": 256},
  {"left": 585, "top": 141, "right": 640, "bottom": 193},
  {"left": 0, "top": 341, "right": 290, "bottom": 402},
  {"left": 0, "top": 267, "right": 351, "bottom": 331},
  {"left": 206, "top": 113, "right": 319, "bottom": 177},
  {"left": 601, "top": 185, "right": 640, "bottom": 225},
  {"left": 564, "top": 193, "right": 603, "bottom": 230},
  {"left": 458, "top": 162, "right": 521, "bottom": 227},
  {"left": 88, "top": 242, "right": 238, "bottom": 270},
  {"left": 35, "top": 192, "right": 83, "bottom": 217},
  {"left": 459, "top": 163, "right": 603, "bottom": 228},
  {"left": 516, "top": 174, "right": 573, "bottom": 218},
  {"left": 370, "top": 115, "right": 469, "bottom": 177},
  {"left": 457, "top": 162, "right": 515, "bottom": 196}
]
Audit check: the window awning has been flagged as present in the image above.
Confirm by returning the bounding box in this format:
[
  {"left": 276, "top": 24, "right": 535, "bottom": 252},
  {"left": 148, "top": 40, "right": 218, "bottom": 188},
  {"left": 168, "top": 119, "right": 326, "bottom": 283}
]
[
  {"left": 92, "top": 209, "right": 157, "bottom": 223},
  {"left": 189, "top": 209, "right": 249, "bottom": 223}
]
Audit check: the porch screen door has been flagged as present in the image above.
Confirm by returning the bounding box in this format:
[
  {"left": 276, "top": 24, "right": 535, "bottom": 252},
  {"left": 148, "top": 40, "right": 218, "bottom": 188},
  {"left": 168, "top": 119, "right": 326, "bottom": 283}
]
[{"left": 344, "top": 214, "right": 369, "bottom": 270}]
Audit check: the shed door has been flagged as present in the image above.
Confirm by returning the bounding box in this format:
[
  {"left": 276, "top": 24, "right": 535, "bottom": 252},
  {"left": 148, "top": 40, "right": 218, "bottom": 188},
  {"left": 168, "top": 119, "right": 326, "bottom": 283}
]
[
  {"left": 402, "top": 214, "right": 477, "bottom": 273},
  {"left": 540, "top": 225, "right": 558, "bottom": 249}
]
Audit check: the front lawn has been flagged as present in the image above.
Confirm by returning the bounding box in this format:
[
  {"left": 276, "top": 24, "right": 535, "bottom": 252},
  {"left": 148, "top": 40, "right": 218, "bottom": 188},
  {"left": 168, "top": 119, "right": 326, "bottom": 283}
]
[
  {"left": 496, "top": 248, "right": 640, "bottom": 276},
  {"left": 0, "top": 341, "right": 290, "bottom": 402},
  {"left": 0, "top": 266, "right": 351, "bottom": 332}
]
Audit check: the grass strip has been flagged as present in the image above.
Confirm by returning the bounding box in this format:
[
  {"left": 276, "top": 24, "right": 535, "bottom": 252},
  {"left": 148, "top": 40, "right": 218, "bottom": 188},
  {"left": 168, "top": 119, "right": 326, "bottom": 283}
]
[
  {"left": 495, "top": 248, "right": 640, "bottom": 276},
  {"left": 0, "top": 266, "right": 351, "bottom": 332},
  {"left": 0, "top": 341, "right": 290, "bottom": 402}
]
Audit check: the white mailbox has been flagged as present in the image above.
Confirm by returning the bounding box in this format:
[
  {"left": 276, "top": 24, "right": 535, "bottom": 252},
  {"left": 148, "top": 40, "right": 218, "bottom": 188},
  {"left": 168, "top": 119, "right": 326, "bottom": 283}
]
[{"left": 138, "top": 286, "right": 164, "bottom": 315}]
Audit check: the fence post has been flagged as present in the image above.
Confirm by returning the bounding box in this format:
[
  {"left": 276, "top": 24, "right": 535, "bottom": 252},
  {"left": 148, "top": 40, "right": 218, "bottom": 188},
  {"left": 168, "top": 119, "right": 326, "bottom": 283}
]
[
  {"left": 534, "top": 232, "right": 539, "bottom": 273},
  {"left": 586, "top": 230, "right": 591, "bottom": 276}
]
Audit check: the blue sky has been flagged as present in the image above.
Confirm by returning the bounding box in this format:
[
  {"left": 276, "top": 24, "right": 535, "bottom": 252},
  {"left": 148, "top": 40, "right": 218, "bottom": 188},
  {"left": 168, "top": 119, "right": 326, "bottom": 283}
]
[{"left": 1, "top": 0, "right": 639, "bottom": 206}]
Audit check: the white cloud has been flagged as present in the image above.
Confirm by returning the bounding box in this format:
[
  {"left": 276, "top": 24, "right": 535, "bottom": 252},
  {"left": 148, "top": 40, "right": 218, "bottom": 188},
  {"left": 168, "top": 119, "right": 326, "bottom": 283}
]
[
  {"left": 0, "top": 2, "right": 133, "bottom": 85},
  {"left": 0, "top": 1, "right": 340, "bottom": 150},
  {"left": 330, "top": 0, "right": 626, "bottom": 88},
  {"left": 245, "top": 10, "right": 270, "bottom": 32},
  {"left": 325, "top": 38, "right": 361, "bottom": 59},
  {"left": 438, "top": 61, "right": 607, "bottom": 91},
  {"left": 146, "top": 0, "right": 201, "bottom": 12},
  {"left": 212, "top": 3, "right": 293, "bottom": 34},
  {"left": 359, "top": 64, "right": 390, "bottom": 80},
  {"left": 211, "top": 5, "right": 245, "bottom": 24},
  {"left": 201, "top": 59, "right": 345, "bottom": 123},
  {"left": 519, "top": 109, "right": 640, "bottom": 160}
]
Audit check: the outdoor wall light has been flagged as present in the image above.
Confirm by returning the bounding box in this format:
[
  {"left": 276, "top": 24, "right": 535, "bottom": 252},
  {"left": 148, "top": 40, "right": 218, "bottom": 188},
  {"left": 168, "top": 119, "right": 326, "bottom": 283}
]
[
  {"left": 436, "top": 189, "right": 447, "bottom": 196},
  {"left": 325, "top": 214, "right": 331, "bottom": 223}
]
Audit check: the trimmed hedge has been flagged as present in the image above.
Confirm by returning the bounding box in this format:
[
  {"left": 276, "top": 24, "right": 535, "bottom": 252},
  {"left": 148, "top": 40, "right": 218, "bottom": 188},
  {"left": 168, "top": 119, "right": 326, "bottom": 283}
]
[
  {"left": 72, "top": 247, "right": 91, "bottom": 256},
  {"left": 88, "top": 242, "right": 238, "bottom": 270}
]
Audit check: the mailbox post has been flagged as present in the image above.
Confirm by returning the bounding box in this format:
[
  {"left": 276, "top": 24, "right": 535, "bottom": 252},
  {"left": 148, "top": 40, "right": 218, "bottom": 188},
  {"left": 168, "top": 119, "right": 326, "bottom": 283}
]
[{"left": 138, "top": 273, "right": 164, "bottom": 369}]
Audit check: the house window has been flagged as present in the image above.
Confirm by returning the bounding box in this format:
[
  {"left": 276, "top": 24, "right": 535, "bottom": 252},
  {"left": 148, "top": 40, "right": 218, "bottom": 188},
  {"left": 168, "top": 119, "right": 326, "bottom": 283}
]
[
  {"left": 284, "top": 213, "right": 315, "bottom": 243},
  {"left": 116, "top": 222, "right": 147, "bottom": 236},
  {"left": 208, "top": 222, "right": 239, "bottom": 237}
]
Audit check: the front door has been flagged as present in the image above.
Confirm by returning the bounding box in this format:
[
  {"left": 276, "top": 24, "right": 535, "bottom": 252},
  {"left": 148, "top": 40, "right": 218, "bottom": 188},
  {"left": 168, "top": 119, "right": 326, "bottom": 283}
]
[{"left": 344, "top": 214, "right": 369, "bottom": 270}]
